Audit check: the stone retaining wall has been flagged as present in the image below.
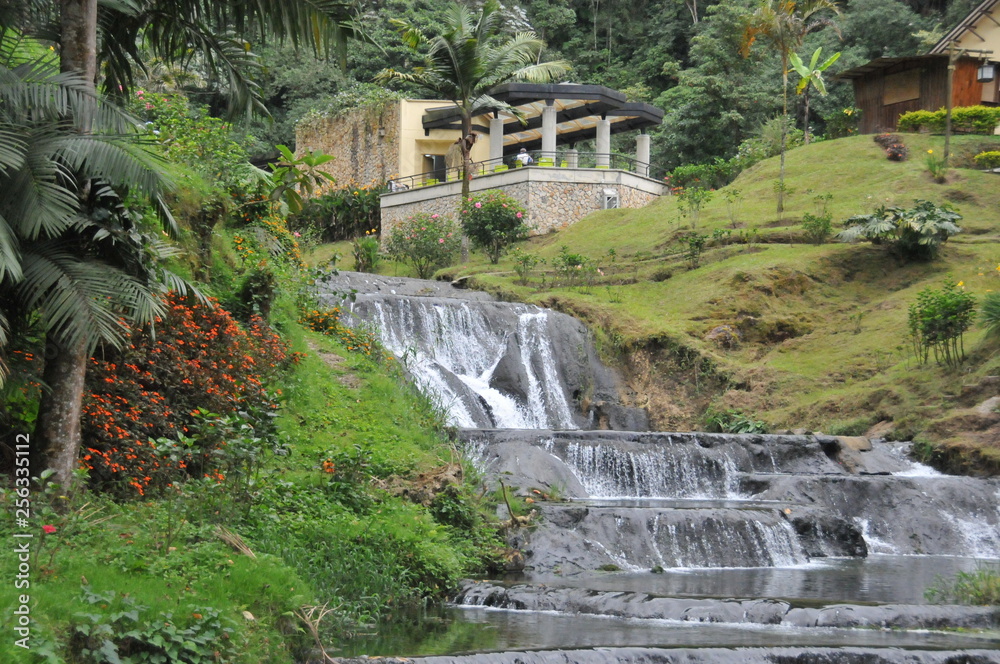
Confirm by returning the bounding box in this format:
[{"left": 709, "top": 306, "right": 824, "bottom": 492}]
[
  {"left": 380, "top": 168, "right": 664, "bottom": 238},
  {"left": 295, "top": 104, "right": 401, "bottom": 189}
]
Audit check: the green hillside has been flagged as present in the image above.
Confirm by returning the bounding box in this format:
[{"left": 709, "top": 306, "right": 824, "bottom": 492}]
[{"left": 438, "top": 133, "right": 1000, "bottom": 473}]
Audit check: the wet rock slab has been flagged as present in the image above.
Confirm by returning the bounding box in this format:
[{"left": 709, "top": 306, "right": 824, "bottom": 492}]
[
  {"left": 331, "top": 647, "right": 1000, "bottom": 664},
  {"left": 454, "top": 581, "right": 1000, "bottom": 631}
]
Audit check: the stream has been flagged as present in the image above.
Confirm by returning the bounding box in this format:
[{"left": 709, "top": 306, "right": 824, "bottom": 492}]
[{"left": 321, "top": 272, "right": 1000, "bottom": 664}]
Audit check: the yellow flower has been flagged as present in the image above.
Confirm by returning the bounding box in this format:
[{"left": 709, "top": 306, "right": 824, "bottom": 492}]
[
  {"left": 957, "top": 281, "right": 964, "bottom": 287},
  {"left": 927, "top": 149, "right": 933, "bottom": 154}
]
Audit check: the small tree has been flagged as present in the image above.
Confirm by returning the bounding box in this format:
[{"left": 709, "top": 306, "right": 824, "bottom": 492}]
[
  {"left": 460, "top": 190, "right": 529, "bottom": 263},
  {"left": 836, "top": 200, "right": 962, "bottom": 261},
  {"left": 384, "top": 213, "right": 462, "bottom": 279},
  {"left": 789, "top": 47, "right": 840, "bottom": 144},
  {"left": 677, "top": 186, "right": 714, "bottom": 228},
  {"left": 908, "top": 281, "right": 976, "bottom": 367}
]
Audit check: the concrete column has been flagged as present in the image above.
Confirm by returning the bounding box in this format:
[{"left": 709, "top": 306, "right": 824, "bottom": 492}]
[
  {"left": 596, "top": 117, "right": 611, "bottom": 168},
  {"left": 541, "top": 103, "right": 557, "bottom": 161},
  {"left": 566, "top": 149, "right": 579, "bottom": 168},
  {"left": 489, "top": 115, "right": 504, "bottom": 165},
  {"left": 636, "top": 132, "right": 651, "bottom": 177}
]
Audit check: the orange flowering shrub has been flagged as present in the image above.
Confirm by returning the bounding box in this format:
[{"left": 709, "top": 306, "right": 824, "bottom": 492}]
[{"left": 81, "top": 293, "right": 297, "bottom": 497}]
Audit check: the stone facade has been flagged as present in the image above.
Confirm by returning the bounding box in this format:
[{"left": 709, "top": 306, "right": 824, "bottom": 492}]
[
  {"left": 295, "top": 103, "right": 401, "bottom": 189},
  {"left": 380, "top": 167, "right": 665, "bottom": 238}
]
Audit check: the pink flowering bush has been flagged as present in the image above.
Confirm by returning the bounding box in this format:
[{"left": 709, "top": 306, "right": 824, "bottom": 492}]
[
  {"left": 460, "top": 190, "right": 529, "bottom": 263},
  {"left": 383, "top": 212, "right": 462, "bottom": 278}
]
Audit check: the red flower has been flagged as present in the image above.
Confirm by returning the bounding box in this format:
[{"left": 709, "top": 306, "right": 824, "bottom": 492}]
[{"left": 42, "top": 525, "right": 57, "bottom": 534}]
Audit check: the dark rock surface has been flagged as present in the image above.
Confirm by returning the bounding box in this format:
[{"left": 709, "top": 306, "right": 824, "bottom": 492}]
[{"left": 331, "top": 647, "right": 1000, "bottom": 664}]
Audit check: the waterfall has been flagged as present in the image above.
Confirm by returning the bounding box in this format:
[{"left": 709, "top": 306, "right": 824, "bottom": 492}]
[
  {"left": 323, "top": 274, "right": 1000, "bottom": 571},
  {"left": 345, "top": 296, "right": 580, "bottom": 429},
  {"left": 542, "top": 437, "right": 743, "bottom": 499}
]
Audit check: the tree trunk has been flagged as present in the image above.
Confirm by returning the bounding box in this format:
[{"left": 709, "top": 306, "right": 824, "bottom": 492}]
[
  {"left": 60, "top": 0, "right": 98, "bottom": 84},
  {"left": 460, "top": 113, "right": 473, "bottom": 201},
  {"left": 36, "top": 339, "right": 88, "bottom": 487},
  {"left": 778, "top": 61, "right": 788, "bottom": 214},
  {"left": 38, "top": 0, "right": 99, "bottom": 488},
  {"left": 803, "top": 87, "right": 811, "bottom": 145}
]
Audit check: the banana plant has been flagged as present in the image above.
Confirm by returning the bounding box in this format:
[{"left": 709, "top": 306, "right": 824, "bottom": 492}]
[{"left": 790, "top": 47, "right": 841, "bottom": 144}]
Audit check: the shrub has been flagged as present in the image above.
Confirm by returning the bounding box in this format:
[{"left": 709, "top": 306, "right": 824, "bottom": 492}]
[
  {"left": 352, "top": 230, "right": 381, "bottom": 272},
  {"left": 836, "top": 199, "right": 962, "bottom": 261},
  {"left": 459, "top": 190, "right": 529, "bottom": 263},
  {"left": 801, "top": 211, "right": 833, "bottom": 244},
  {"left": 552, "top": 245, "right": 596, "bottom": 288},
  {"left": 704, "top": 408, "right": 768, "bottom": 434},
  {"left": 973, "top": 150, "right": 1000, "bottom": 170},
  {"left": 873, "top": 133, "right": 902, "bottom": 148},
  {"left": 299, "top": 307, "right": 384, "bottom": 359},
  {"left": 908, "top": 280, "right": 976, "bottom": 367},
  {"left": 898, "top": 106, "right": 1000, "bottom": 134},
  {"left": 510, "top": 248, "right": 544, "bottom": 286},
  {"left": 885, "top": 142, "right": 908, "bottom": 161},
  {"left": 81, "top": 293, "right": 294, "bottom": 497},
  {"left": 383, "top": 213, "right": 461, "bottom": 279},
  {"left": 897, "top": 110, "right": 940, "bottom": 133},
  {"left": 289, "top": 183, "right": 386, "bottom": 241},
  {"left": 682, "top": 232, "right": 708, "bottom": 268},
  {"left": 676, "top": 186, "right": 713, "bottom": 227},
  {"left": 666, "top": 157, "right": 736, "bottom": 190},
  {"left": 926, "top": 566, "right": 1000, "bottom": 605},
  {"left": 824, "top": 106, "right": 861, "bottom": 139}
]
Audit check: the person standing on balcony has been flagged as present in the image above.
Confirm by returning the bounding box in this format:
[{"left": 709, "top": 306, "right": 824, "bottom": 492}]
[{"left": 516, "top": 147, "right": 533, "bottom": 166}]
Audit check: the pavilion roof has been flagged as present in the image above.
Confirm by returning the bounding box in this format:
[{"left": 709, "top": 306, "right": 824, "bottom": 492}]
[{"left": 421, "top": 82, "right": 663, "bottom": 151}]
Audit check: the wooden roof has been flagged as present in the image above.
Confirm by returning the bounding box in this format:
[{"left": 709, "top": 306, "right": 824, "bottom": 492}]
[
  {"left": 835, "top": 55, "right": 950, "bottom": 80},
  {"left": 930, "top": 0, "right": 1000, "bottom": 55}
]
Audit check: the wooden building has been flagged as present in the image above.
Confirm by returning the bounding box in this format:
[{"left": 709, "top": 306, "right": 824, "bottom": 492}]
[{"left": 837, "top": 0, "right": 999, "bottom": 134}]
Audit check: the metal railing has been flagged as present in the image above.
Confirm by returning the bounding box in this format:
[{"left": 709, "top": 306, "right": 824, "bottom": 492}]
[{"left": 386, "top": 151, "right": 663, "bottom": 192}]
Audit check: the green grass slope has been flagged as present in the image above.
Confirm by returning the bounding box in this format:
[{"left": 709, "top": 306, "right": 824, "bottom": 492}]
[{"left": 446, "top": 133, "right": 1000, "bottom": 474}]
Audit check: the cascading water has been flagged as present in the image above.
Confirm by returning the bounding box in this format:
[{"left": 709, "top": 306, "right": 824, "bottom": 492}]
[
  {"left": 330, "top": 274, "right": 642, "bottom": 430},
  {"left": 321, "top": 272, "right": 1000, "bottom": 664}
]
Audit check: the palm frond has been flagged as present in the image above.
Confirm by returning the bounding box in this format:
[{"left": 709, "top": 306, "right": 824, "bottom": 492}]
[
  {"left": 0, "top": 210, "right": 20, "bottom": 282},
  {"left": 0, "top": 126, "right": 26, "bottom": 173},
  {"left": 17, "top": 245, "right": 137, "bottom": 351},
  {"left": 3, "top": 140, "right": 79, "bottom": 239},
  {"left": 56, "top": 133, "right": 169, "bottom": 197}
]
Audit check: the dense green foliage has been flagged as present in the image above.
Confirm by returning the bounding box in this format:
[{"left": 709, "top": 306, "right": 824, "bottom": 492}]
[
  {"left": 289, "top": 182, "right": 386, "bottom": 242},
  {"left": 251, "top": 0, "right": 973, "bottom": 170}
]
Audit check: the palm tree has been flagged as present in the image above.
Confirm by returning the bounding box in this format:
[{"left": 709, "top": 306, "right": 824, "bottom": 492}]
[
  {"left": 741, "top": 0, "right": 840, "bottom": 212},
  {"left": 0, "top": 50, "right": 190, "bottom": 484},
  {"left": 789, "top": 47, "right": 840, "bottom": 144},
  {"left": 377, "top": 0, "right": 569, "bottom": 201},
  {"left": 1, "top": 0, "right": 358, "bottom": 486}
]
